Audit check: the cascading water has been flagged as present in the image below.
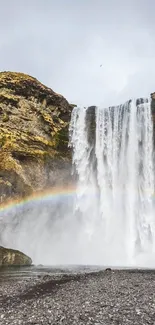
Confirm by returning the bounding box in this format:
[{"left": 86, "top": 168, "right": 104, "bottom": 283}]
[
  {"left": 0, "top": 99, "right": 154, "bottom": 267},
  {"left": 69, "top": 99, "right": 155, "bottom": 266}
]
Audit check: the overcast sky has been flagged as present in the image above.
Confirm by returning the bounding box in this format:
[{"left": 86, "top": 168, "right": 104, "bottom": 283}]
[{"left": 0, "top": 0, "right": 155, "bottom": 106}]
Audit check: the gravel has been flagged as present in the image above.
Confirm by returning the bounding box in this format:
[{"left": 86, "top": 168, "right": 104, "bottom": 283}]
[{"left": 1, "top": 269, "right": 155, "bottom": 324}]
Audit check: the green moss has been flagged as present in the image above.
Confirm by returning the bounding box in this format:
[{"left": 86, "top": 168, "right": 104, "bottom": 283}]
[
  {"left": 0, "top": 71, "right": 36, "bottom": 85},
  {"left": 2, "top": 113, "right": 9, "bottom": 122},
  {"left": 0, "top": 246, "right": 32, "bottom": 266},
  {"left": 52, "top": 126, "right": 69, "bottom": 153},
  {"left": 0, "top": 135, "right": 7, "bottom": 147}
]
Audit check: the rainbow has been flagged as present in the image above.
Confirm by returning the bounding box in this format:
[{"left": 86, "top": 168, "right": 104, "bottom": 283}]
[
  {"left": 0, "top": 185, "right": 154, "bottom": 216},
  {"left": 0, "top": 186, "right": 77, "bottom": 215}
]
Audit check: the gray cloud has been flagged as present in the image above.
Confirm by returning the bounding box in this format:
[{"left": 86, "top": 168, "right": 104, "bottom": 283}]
[{"left": 0, "top": 0, "right": 155, "bottom": 106}]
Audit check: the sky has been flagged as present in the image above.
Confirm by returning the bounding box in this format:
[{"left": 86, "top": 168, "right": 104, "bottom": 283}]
[{"left": 0, "top": 0, "right": 155, "bottom": 107}]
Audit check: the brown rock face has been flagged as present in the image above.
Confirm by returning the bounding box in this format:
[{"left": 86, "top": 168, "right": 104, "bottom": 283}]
[
  {"left": 0, "top": 71, "right": 73, "bottom": 202},
  {"left": 0, "top": 246, "right": 32, "bottom": 266},
  {"left": 151, "top": 93, "right": 155, "bottom": 142}
]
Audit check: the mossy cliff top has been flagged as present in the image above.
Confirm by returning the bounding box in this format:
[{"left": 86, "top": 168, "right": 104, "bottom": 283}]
[
  {"left": 0, "top": 71, "right": 73, "bottom": 202},
  {"left": 0, "top": 71, "right": 73, "bottom": 154},
  {"left": 0, "top": 71, "right": 69, "bottom": 106}
]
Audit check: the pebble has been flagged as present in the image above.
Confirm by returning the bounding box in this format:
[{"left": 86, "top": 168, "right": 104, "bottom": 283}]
[{"left": 0, "top": 270, "right": 155, "bottom": 324}]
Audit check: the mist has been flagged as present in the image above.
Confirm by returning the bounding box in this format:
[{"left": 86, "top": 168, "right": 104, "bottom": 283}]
[
  {"left": 1, "top": 99, "right": 155, "bottom": 269},
  {"left": 0, "top": 194, "right": 118, "bottom": 266}
]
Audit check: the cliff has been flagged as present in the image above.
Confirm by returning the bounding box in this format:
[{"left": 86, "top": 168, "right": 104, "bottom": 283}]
[
  {"left": 151, "top": 93, "right": 155, "bottom": 139},
  {"left": 0, "top": 72, "right": 73, "bottom": 203}
]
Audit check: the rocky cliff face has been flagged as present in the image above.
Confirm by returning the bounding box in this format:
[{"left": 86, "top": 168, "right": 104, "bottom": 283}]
[
  {"left": 151, "top": 93, "right": 155, "bottom": 141},
  {"left": 0, "top": 72, "right": 73, "bottom": 203}
]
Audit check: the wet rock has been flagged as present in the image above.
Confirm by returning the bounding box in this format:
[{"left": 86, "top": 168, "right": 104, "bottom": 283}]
[
  {"left": 0, "top": 246, "right": 32, "bottom": 266},
  {"left": 151, "top": 93, "right": 155, "bottom": 144},
  {"left": 105, "top": 268, "right": 112, "bottom": 271},
  {"left": 151, "top": 92, "right": 155, "bottom": 114}
]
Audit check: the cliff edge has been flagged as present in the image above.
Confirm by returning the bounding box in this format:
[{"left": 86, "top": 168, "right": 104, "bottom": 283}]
[{"left": 0, "top": 71, "right": 73, "bottom": 202}]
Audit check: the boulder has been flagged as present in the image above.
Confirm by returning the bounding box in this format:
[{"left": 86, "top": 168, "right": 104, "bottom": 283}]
[
  {"left": 0, "top": 246, "right": 32, "bottom": 266},
  {"left": 0, "top": 71, "right": 74, "bottom": 203}
]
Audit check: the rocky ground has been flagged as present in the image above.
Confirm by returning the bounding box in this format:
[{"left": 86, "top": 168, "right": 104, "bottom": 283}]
[{"left": 0, "top": 269, "right": 155, "bottom": 324}]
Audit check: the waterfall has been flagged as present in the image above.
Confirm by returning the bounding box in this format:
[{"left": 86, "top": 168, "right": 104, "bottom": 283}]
[
  {"left": 0, "top": 99, "right": 154, "bottom": 266},
  {"left": 69, "top": 99, "right": 155, "bottom": 266}
]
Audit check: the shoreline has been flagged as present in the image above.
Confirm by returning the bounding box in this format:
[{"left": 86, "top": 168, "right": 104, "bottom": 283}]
[{"left": 1, "top": 268, "right": 155, "bottom": 324}]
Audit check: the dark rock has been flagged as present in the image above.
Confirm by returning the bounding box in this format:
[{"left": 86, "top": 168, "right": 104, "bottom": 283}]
[{"left": 0, "top": 246, "right": 32, "bottom": 266}]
